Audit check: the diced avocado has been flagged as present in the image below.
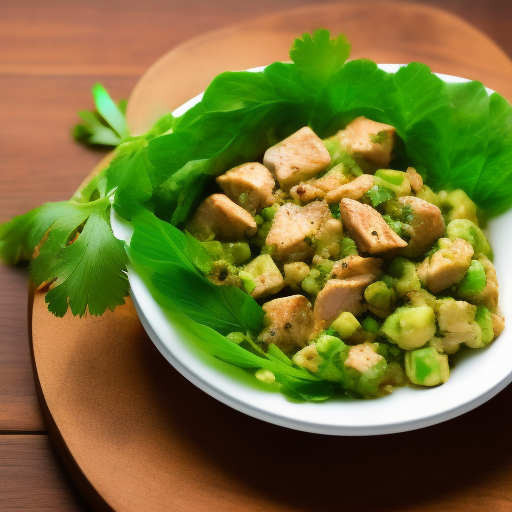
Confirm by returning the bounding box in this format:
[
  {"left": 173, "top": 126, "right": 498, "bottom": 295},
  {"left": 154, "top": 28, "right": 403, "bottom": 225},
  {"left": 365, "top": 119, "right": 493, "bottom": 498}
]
[
  {"left": 364, "top": 281, "right": 396, "bottom": 317},
  {"left": 238, "top": 271, "right": 256, "bottom": 294},
  {"left": 415, "top": 185, "right": 440, "bottom": 206},
  {"left": 283, "top": 262, "right": 310, "bottom": 288},
  {"left": 201, "top": 240, "right": 252, "bottom": 265},
  {"left": 322, "top": 137, "right": 363, "bottom": 176},
  {"left": 381, "top": 306, "right": 436, "bottom": 350},
  {"left": 456, "top": 260, "right": 487, "bottom": 297},
  {"left": 386, "top": 257, "right": 421, "bottom": 298},
  {"left": 301, "top": 262, "right": 332, "bottom": 296},
  {"left": 315, "top": 333, "right": 346, "bottom": 358},
  {"left": 251, "top": 220, "right": 272, "bottom": 248},
  {"left": 361, "top": 316, "right": 381, "bottom": 335},
  {"left": 292, "top": 345, "right": 322, "bottom": 373},
  {"left": 375, "top": 169, "right": 405, "bottom": 186},
  {"left": 240, "top": 254, "right": 284, "bottom": 298},
  {"left": 375, "top": 170, "right": 411, "bottom": 197},
  {"left": 261, "top": 203, "right": 279, "bottom": 222},
  {"left": 446, "top": 219, "right": 492, "bottom": 259},
  {"left": 438, "top": 189, "right": 478, "bottom": 225},
  {"left": 475, "top": 306, "right": 494, "bottom": 346},
  {"left": 405, "top": 347, "right": 450, "bottom": 386},
  {"left": 330, "top": 312, "right": 361, "bottom": 339},
  {"left": 305, "top": 333, "right": 347, "bottom": 382},
  {"left": 339, "top": 237, "right": 358, "bottom": 257}
]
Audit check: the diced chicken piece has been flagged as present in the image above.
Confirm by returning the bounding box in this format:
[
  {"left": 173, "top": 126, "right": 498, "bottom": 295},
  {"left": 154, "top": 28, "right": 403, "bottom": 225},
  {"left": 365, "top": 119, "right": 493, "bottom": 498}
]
[
  {"left": 406, "top": 167, "right": 423, "bottom": 192},
  {"left": 265, "top": 201, "right": 332, "bottom": 262},
  {"left": 188, "top": 194, "right": 257, "bottom": 241},
  {"left": 417, "top": 238, "right": 474, "bottom": 293},
  {"left": 315, "top": 219, "right": 344, "bottom": 259},
  {"left": 313, "top": 276, "right": 375, "bottom": 331},
  {"left": 216, "top": 162, "right": 275, "bottom": 215},
  {"left": 263, "top": 127, "right": 331, "bottom": 190},
  {"left": 290, "top": 183, "right": 324, "bottom": 203},
  {"left": 257, "top": 295, "right": 314, "bottom": 354},
  {"left": 324, "top": 174, "right": 375, "bottom": 203},
  {"left": 290, "top": 166, "right": 351, "bottom": 204},
  {"left": 336, "top": 117, "right": 396, "bottom": 169},
  {"left": 340, "top": 198, "right": 408, "bottom": 254},
  {"left": 344, "top": 343, "right": 384, "bottom": 373},
  {"left": 436, "top": 299, "right": 479, "bottom": 353},
  {"left": 398, "top": 196, "right": 445, "bottom": 258},
  {"left": 314, "top": 166, "right": 350, "bottom": 192},
  {"left": 331, "top": 255, "right": 383, "bottom": 280},
  {"left": 492, "top": 314, "right": 505, "bottom": 338}
]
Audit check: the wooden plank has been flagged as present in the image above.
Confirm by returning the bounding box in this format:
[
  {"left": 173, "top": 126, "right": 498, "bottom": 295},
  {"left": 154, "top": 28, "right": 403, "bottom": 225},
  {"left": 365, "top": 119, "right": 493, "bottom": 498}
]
[{"left": 0, "top": 435, "right": 90, "bottom": 512}]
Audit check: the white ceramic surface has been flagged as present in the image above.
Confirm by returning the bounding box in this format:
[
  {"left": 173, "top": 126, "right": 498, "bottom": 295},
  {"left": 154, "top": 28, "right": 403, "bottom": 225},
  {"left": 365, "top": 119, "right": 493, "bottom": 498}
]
[{"left": 112, "top": 65, "right": 511, "bottom": 435}]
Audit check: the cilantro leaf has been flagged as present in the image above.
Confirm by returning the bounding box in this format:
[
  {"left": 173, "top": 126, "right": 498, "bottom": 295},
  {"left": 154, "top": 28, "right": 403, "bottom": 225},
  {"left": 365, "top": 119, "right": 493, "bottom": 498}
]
[
  {"left": 41, "top": 210, "right": 128, "bottom": 316},
  {"left": 366, "top": 185, "right": 395, "bottom": 207},
  {"left": 290, "top": 29, "right": 350, "bottom": 91}
]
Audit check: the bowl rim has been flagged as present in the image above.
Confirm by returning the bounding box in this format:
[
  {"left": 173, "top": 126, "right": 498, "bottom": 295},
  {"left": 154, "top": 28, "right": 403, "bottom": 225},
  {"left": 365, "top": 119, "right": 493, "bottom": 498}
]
[{"left": 112, "top": 64, "right": 511, "bottom": 436}]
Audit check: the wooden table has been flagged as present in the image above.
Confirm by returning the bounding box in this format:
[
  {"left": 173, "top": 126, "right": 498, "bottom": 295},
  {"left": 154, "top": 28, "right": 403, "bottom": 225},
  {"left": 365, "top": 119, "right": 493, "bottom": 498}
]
[{"left": 1, "top": 1, "right": 511, "bottom": 510}]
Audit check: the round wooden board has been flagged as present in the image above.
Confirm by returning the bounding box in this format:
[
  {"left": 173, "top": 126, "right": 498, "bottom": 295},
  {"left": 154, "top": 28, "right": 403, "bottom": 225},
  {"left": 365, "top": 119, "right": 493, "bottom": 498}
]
[{"left": 31, "top": 3, "right": 512, "bottom": 512}]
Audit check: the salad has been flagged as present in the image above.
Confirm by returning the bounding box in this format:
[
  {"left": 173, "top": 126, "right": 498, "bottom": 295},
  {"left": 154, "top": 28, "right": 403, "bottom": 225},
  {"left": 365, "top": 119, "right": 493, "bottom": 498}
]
[
  {"left": 0, "top": 30, "right": 510, "bottom": 402},
  {"left": 184, "top": 118, "right": 503, "bottom": 397}
]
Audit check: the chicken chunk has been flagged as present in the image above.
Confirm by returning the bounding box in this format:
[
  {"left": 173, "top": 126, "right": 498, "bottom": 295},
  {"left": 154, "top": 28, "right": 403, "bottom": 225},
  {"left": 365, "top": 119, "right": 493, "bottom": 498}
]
[
  {"left": 417, "top": 238, "right": 474, "bottom": 293},
  {"left": 265, "top": 201, "right": 332, "bottom": 262},
  {"left": 406, "top": 167, "right": 423, "bottom": 192},
  {"left": 290, "top": 183, "right": 325, "bottom": 203},
  {"left": 331, "top": 255, "right": 383, "bottom": 280},
  {"left": 436, "top": 299, "right": 479, "bottom": 354},
  {"left": 340, "top": 198, "right": 408, "bottom": 254},
  {"left": 216, "top": 162, "right": 275, "bottom": 215},
  {"left": 344, "top": 343, "right": 384, "bottom": 373},
  {"left": 314, "top": 276, "right": 375, "bottom": 331},
  {"left": 398, "top": 196, "right": 445, "bottom": 258},
  {"left": 290, "top": 166, "right": 350, "bottom": 204},
  {"left": 187, "top": 194, "right": 257, "bottom": 241},
  {"left": 336, "top": 117, "right": 396, "bottom": 170},
  {"left": 258, "top": 295, "right": 314, "bottom": 354},
  {"left": 263, "top": 127, "right": 331, "bottom": 190},
  {"left": 324, "top": 174, "right": 374, "bottom": 203}
]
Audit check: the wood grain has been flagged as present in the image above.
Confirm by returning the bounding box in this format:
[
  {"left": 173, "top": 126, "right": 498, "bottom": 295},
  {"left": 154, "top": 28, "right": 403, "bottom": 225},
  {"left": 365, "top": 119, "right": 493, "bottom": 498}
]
[
  {"left": 0, "top": 435, "right": 90, "bottom": 511},
  {"left": 1, "top": 0, "right": 512, "bottom": 510}
]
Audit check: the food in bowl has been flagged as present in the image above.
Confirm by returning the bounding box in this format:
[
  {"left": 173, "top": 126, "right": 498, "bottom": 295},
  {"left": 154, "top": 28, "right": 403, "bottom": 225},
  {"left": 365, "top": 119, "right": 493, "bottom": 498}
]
[
  {"left": 1, "top": 29, "right": 510, "bottom": 407},
  {"left": 183, "top": 118, "right": 504, "bottom": 398}
]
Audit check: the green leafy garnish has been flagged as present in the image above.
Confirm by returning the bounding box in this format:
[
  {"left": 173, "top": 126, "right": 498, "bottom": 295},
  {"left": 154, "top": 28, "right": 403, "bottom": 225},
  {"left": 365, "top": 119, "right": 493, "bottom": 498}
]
[
  {"left": 366, "top": 185, "right": 396, "bottom": 206},
  {"left": 73, "top": 84, "right": 129, "bottom": 146}
]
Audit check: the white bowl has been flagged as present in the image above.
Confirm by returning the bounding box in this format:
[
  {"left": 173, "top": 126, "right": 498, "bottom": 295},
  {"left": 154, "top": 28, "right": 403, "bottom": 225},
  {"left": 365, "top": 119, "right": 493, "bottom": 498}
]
[{"left": 112, "top": 65, "right": 511, "bottom": 435}]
